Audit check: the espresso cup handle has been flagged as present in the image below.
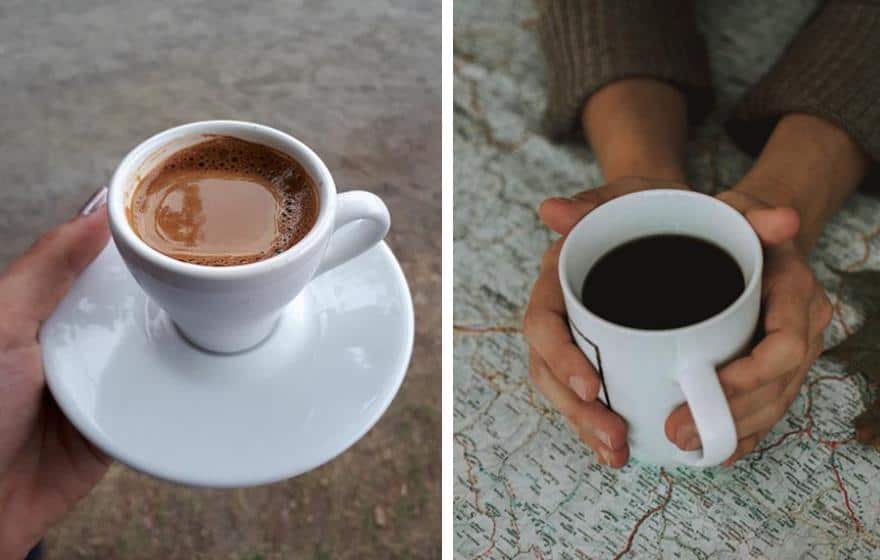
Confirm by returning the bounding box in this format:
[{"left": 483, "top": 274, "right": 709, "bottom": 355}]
[
  {"left": 675, "top": 362, "right": 738, "bottom": 467},
  {"left": 315, "top": 190, "right": 390, "bottom": 276}
]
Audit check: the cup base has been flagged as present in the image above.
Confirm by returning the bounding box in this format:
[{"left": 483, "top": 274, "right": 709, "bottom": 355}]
[
  {"left": 173, "top": 313, "right": 282, "bottom": 354},
  {"left": 629, "top": 443, "right": 712, "bottom": 468},
  {"left": 173, "top": 316, "right": 282, "bottom": 354}
]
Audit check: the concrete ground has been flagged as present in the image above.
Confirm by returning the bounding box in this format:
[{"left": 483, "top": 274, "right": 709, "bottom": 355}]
[{"left": 0, "top": 1, "right": 440, "bottom": 558}]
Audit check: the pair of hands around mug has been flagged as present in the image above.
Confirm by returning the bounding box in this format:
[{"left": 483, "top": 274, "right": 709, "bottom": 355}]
[{"left": 523, "top": 177, "right": 832, "bottom": 468}]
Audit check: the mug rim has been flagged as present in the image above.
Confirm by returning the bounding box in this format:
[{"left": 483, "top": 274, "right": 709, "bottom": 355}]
[
  {"left": 107, "top": 120, "right": 336, "bottom": 280},
  {"left": 558, "top": 189, "right": 763, "bottom": 337}
]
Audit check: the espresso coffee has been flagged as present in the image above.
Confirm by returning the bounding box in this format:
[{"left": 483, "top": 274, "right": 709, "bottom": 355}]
[
  {"left": 128, "top": 136, "right": 319, "bottom": 266},
  {"left": 580, "top": 234, "right": 745, "bottom": 330}
]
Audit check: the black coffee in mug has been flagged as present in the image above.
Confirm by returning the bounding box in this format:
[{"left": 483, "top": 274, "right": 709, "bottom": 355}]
[{"left": 580, "top": 234, "right": 745, "bottom": 330}]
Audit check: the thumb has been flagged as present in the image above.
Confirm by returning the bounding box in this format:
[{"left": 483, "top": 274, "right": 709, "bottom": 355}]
[
  {"left": 0, "top": 194, "right": 110, "bottom": 334},
  {"left": 538, "top": 197, "right": 599, "bottom": 235},
  {"left": 743, "top": 206, "right": 800, "bottom": 246},
  {"left": 538, "top": 178, "right": 688, "bottom": 235}
]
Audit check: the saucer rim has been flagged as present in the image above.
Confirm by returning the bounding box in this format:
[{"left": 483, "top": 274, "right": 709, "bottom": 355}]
[{"left": 41, "top": 240, "right": 414, "bottom": 488}]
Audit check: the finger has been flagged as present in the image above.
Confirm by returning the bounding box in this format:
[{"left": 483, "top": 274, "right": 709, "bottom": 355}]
[
  {"left": 718, "top": 279, "right": 811, "bottom": 395},
  {"left": 722, "top": 430, "right": 767, "bottom": 467},
  {"left": 729, "top": 377, "right": 798, "bottom": 442},
  {"left": 808, "top": 289, "right": 834, "bottom": 339},
  {"left": 730, "top": 333, "right": 821, "bottom": 440},
  {"left": 568, "top": 418, "right": 630, "bottom": 468},
  {"left": 529, "top": 238, "right": 564, "bottom": 313},
  {"left": 525, "top": 308, "right": 601, "bottom": 401},
  {"left": 53, "top": 398, "right": 113, "bottom": 468},
  {"left": 764, "top": 274, "right": 813, "bottom": 341},
  {"left": 0, "top": 208, "right": 109, "bottom": 333},
  {"left": 727, "top": 370, "right": 796, "bottom": 438},
  {"left": 718, "top": 331, "right": 806, "bottom": 396},
  {"left": 529, "top": 352, "right": 628, "bottom": 451},
  {"left": 523, "top": 241, "right": 600, "bottom": 401},
  {"left": 743, "top": 207, "right": 800, "bottom": 246},
  {"left": 671, "top": 332, "right": 822, "bottom": 451},
  {"left": 665, "top": 404, "right": 696, "bottom": 450},
  {"left": 78, "top": 185, "right": 109, "bottom": 216},
  {"left": 33, "top": 396, "right": 111, "bottom": 528},
  {"left": 667, "top": 372, "right": 793, "bottom": 451},
  {"left": 538, "top": 178, "right": 685, "bottom": 235}
]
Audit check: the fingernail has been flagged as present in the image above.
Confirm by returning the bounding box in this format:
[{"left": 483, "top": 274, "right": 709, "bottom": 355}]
[
  {"left": 676, "top": 424, "right": 697, "bottom": 450},
  {"left": 683, "top": 435, "right": 701, "bottom": 451},
  {"left": 599, "top": 447, "right": 613, "bottom": 465},
  {"left": 594, "top": 429, "right": 613, "bottom": 449},
  {"left": 79, "top": 186, "right": 108, "bottom": 216},
  {"left": 569, "top": 376, "right": 588, "bottom": 401}
]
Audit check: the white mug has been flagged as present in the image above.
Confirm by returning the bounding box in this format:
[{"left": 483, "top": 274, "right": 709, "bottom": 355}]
[
  {"left": 559, "top": 189, "right": 762, "bottom": 467},
  {"left": 108, "top": 120, "right": 390, "bottom": 353}
]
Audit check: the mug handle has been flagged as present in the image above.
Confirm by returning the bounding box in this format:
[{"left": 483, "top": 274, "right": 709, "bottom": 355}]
[
  {"left": 675, "top": 362, "right": 738, "bottom": 467},
  {"left": 315, "top": 190, "right": 391, "bottom": 276}
]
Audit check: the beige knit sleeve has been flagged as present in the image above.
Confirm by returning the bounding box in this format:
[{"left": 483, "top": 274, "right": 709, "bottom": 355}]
[
  {"left": 534, "top": 0, "right": 713, "bottom": 139},
  {"left": 727, "top": 0, "right": 880, "bottom": 162}
]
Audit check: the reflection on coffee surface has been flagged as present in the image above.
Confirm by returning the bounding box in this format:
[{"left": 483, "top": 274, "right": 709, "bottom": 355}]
[
  {"left": 580, "top": 234, "right": 745, "bottom": 330},
  {"left": 128, "top": 137, "right": 319, "bottom": 266}
]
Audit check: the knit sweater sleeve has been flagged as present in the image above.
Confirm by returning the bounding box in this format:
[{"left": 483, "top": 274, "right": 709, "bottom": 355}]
[
  {"left": 727, "top": 0, "right": 880, "bottom": 162},
  {"left": 534, "top": 0, "right": 713, "bottom": 139}
]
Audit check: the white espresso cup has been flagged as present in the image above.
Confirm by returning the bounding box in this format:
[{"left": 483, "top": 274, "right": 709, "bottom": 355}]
[
  {"left": 108, "top": 120, "right": 390, "bottom": 353},
  {"left": 559, "top": 189, "right": 762, "bottom": 467}
]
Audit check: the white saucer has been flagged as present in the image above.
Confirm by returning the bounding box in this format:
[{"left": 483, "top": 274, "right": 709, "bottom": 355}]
[{"left": 40, "top": 240, "right": 413, "bottom": 487}]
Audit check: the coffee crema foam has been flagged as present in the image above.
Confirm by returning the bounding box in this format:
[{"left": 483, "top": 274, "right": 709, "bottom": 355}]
[{"left": 128, "top": 136, "right": 319, "bottom": 266}]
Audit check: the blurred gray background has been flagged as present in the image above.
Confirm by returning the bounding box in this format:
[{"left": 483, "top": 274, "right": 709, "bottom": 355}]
[{"left": 0, "top": 1, "right": 440, "bottom": 558}]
